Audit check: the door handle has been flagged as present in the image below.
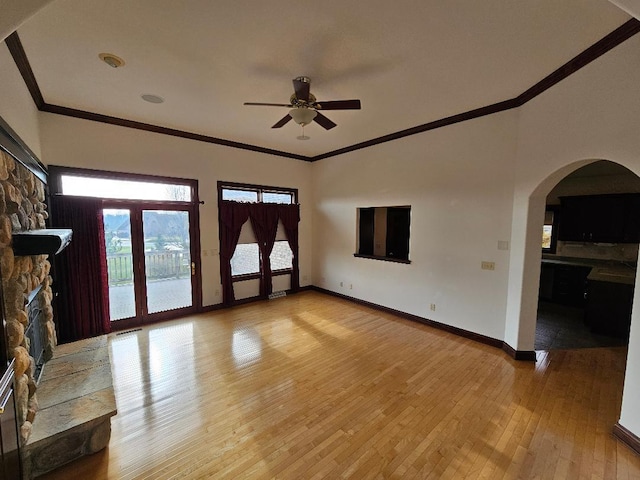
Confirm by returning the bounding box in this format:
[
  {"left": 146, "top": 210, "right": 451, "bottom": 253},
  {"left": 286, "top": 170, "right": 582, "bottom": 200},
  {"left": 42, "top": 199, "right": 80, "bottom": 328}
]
[{"left": 191, "top": 262, "right": 196, "bottom": 276}]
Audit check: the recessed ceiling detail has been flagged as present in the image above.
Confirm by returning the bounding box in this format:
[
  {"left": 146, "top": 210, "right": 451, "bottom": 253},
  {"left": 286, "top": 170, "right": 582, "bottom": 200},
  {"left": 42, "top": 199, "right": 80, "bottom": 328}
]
[{"left": 7, "top": 1, "right": 640, "bottom": 161}]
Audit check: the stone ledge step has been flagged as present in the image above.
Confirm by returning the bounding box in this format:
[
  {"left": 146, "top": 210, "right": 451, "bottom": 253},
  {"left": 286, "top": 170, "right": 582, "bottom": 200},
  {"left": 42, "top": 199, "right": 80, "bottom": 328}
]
[{"left": 23, "top": 335, "right": 117, "bottom": 479}]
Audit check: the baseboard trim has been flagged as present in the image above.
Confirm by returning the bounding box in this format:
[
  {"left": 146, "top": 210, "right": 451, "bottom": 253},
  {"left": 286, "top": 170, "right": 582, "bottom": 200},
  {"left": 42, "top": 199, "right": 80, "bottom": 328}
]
[
  {"left": 613, "top": 423, "right": 640, "bottom": 455},
  {"left": 309, "top": 286, "right": 512, "bottom": 351},
  {"left": 502, "top": 343, "right": 537, "bottom": 362}
]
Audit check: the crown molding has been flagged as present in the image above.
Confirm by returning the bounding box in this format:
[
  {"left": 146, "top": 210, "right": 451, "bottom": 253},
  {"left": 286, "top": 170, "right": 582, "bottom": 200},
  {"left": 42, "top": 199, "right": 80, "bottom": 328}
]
[{"left": 6, "top": 18, "right": 640, "bottom": 163}]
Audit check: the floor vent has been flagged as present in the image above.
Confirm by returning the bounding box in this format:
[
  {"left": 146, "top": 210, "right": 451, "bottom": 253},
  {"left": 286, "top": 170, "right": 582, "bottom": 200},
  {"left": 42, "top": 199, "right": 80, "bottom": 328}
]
[
  {"left": 116, "top": 328, "right": 143, "bottom": 336},
  {"left": 268, "top": 291, "right": 287, "bottom": 300}
]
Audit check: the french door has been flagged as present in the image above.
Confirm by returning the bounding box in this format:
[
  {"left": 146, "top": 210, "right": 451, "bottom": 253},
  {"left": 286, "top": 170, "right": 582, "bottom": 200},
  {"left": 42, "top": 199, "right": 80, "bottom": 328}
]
[{"left": 103, "top": 203, "right": 198, "bottom": 328}]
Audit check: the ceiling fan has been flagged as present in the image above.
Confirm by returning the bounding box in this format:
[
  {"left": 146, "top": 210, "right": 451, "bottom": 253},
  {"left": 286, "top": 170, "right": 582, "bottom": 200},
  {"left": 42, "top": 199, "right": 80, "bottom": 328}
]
[{"left": 244, "top": 76, "right": 361, "bottom": 138}]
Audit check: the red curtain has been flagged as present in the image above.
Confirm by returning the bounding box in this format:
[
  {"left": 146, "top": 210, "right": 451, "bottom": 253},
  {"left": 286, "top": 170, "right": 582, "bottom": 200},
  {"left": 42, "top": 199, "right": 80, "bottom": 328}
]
[
  {"left": 249, "top": 204, "right": 280, "bottom": 297},
  {"left": 219, "top": 201, "right": 249, "bottom": 305},
  {"left": 219, "top": 201, "right": 301, "bottom": 304},
  {"left": 278, "top": 204, "right": 300, "bottom": 292},
  {"left": 50, "top": 196, "right": 111, "bottom": 343}
]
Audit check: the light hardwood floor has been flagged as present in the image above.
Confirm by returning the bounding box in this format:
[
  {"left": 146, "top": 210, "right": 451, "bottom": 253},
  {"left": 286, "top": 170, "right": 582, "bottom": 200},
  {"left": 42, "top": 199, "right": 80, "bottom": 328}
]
[{"left": 41, "top": 291, "right": 640, "bottom": 479}]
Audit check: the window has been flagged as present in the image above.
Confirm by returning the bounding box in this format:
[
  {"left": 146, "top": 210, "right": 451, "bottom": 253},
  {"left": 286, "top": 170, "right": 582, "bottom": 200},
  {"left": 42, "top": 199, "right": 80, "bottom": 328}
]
[
  {"left": 60, "top": 174, "right": 192, "bottom": 202},
  {"left": 542, "top": 206, "right": 559, "bottom": 253},
  {"left": 219, "top": 182, "right": 296, "bottom": 205},
  {"left": 270, "top": 240, "right": 293, "bottom": 271},
  {"left": 219, "top": 182, "right": 297, "bottom": 280},
  {"left": 355, "top": 206, "right": 411, "bottom": 263}
]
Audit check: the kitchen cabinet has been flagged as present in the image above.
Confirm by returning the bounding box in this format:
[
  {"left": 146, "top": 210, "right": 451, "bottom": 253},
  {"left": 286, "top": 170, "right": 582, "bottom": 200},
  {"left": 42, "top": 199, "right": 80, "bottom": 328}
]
[
  {"left": 551, "top": 264, "right": 591, "bottom": 306},
  {"left": 539, "top": 261, "right": 591, "bottom": 306},
  {"left": 585, "top": 280, "right": 634, "bottom": 338},
  {"left": 558, "top": 194, "right": 640, "bottom": 243}
]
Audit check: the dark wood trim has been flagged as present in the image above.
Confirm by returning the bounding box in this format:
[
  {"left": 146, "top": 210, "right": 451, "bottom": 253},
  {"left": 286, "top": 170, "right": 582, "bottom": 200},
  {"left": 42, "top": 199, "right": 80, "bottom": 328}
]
[
  {"left": 272, "top": 268, "right": 293, "bottom": 277},
  {"left": 232, "top": 272, "right": 261, "bottom": 282},
  {"left": 0, "top": 115, "right": 48, "bottom": 183},
  {"left": 41, "top": 103, "right": 310, "bottom": 161},
  {"left": 311, "top": 18, "right": 640, "bottom": 162},
  {"left": 6, "top": 20, "right": 640, "bottom": 162},
  {"left": 613, "top": 423, "right": 640, "bottom": 455},
  {"left": 311, "top": 98, "right": 519, "bottom": 161},
  {"left": 48, "top": 165, "right": 204, "bottom": 324},
  {"left": 515, "top": 18, "right": 640, "bottom": 105},
  {"left": 501, "top": 343, "right": 537, "bottom": 362},
  {"left": 309, "top": 286, "right": 505, "bottom": 350},
  {"left": 217, "top": 181, "right": 299, "bottom": 204},
  {"left": 5, "top": 32, "right": 45, "bottom": 109},
  {"left": 48, "top": 164, "right": 198, "bottom": 194},
  {"left": 353, "top": 253, "right": 411, "bottom": 264}
]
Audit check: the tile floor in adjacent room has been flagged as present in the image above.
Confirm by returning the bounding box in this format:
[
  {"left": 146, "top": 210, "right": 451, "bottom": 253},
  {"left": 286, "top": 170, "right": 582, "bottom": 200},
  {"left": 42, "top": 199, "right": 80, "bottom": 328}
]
[{"left": 535, "top": 300, "right": 628, "bottom": 350}]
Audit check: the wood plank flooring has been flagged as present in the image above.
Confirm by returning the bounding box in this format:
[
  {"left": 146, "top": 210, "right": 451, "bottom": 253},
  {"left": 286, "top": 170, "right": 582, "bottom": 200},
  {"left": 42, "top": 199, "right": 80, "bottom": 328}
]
[{"left": 40, "top": 291, "right": 640, "bottom": 479}]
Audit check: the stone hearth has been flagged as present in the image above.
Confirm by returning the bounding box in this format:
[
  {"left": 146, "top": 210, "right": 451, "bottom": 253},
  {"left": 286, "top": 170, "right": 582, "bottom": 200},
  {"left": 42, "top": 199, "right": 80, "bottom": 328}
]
[{"left": 22, "top": 336, "right": 116, "bottom": 478}]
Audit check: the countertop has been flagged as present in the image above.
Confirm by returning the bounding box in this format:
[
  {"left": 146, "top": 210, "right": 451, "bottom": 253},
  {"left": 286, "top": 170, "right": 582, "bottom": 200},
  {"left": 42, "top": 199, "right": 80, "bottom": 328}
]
[{"left": 541, "top": 255, "right": 636, "bottom": 285}]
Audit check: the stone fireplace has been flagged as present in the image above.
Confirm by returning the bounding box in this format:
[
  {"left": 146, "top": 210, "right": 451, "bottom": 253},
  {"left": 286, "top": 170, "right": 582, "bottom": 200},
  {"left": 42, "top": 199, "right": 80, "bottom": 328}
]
[{"left": 0, "top": 149, "right": 55, "bottom": 445}]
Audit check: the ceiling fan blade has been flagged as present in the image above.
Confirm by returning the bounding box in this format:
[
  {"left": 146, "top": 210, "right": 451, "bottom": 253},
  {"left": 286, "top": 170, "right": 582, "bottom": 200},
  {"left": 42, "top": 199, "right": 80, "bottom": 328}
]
[
  {"left": 293, "top": 77, "right": 311, "bottom": 102},
  {"left": 244, "top": 102, "right": 293, "bottom": 107},
  {"left": 313, "top": 112, "right": 337, "bottom": 130},
  {"left": 314, "top": 99, "right": 361, "bottom": 110},
  {"left": 272, "top": 115, "right": 292, "bottom": 128}
]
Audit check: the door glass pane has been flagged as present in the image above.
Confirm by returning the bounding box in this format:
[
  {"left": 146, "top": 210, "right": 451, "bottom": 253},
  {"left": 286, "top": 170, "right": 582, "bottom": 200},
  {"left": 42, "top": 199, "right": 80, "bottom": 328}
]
[
  {"left": 143, "top": 210, "right": 193, "bottom": 314},
  {"left": 103, "top": 209, "right": 136, "bottom": 321}
]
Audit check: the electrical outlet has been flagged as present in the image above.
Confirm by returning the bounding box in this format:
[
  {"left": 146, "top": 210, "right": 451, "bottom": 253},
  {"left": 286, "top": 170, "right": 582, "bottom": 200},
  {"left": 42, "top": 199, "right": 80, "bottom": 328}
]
[
  {"left": 481, "top": 261, "right": 495, "bottom": 271},
  {"left": 350, "top": 284, "right": 353, "bottom": 289},
  {"left": 430, "top": 303, "right": 436, "bottom": 311},
  {"left": 340, "top": 281, "right": 344, "bottom": 287}
]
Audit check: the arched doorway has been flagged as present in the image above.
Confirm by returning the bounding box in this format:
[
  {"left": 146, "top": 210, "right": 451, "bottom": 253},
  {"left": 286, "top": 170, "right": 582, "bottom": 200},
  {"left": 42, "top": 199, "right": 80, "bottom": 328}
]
[{"left": 535, "top": 160, "right": 640, "bottom": 350}]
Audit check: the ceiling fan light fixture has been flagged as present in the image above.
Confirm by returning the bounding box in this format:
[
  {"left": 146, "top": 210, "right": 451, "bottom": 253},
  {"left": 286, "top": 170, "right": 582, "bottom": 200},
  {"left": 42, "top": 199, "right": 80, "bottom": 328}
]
[{"left": 289, "top": 108, "right": 317, "bottom": 126}]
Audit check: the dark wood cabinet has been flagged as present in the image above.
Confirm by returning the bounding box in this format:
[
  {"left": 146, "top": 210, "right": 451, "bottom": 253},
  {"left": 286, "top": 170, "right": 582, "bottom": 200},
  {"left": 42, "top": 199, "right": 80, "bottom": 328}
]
[
  {"left": 551, "top": 265, "right": 591, "bottom": 306},
  {"left": 558, "top": 194, "right": 640, "bottom": 243},
  {"left": 585, "top": 280, "right": 634, "bottom": 338},
  {"left": 539, "top": 262, "right": 591, "bottom": 306}
]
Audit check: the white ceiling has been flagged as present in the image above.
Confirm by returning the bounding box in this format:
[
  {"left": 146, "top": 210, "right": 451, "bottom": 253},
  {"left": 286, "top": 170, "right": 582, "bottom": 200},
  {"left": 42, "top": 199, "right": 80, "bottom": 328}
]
[{"left": 16, "top": 0, "right": 632, "bottom": 158}]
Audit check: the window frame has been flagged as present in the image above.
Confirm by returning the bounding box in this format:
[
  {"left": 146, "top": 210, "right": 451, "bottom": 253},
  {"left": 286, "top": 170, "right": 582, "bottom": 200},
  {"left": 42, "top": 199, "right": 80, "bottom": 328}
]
[
  {"left": 354, "top": 205, "right": 412, "bottom": 264},
  {"left": 218, "top": 181, "right": 298, "bottom": 282},
  {"left": 49, "top": 165, "right": 198, "bottom": 205},
  {"left": 542, "top": 205, "right": 560, "bottom": 254}
]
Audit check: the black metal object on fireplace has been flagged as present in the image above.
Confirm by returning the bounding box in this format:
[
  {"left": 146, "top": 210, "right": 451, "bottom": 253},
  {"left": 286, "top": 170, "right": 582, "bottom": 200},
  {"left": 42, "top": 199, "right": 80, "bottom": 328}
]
[{"left": 24, "top": 285, "right": 46, "bottom": 383}]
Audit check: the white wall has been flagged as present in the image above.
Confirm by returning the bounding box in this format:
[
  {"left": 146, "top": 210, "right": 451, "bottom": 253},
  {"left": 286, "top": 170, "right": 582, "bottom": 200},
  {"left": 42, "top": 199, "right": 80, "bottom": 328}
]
[
  {"left": 0, "top": 0, "right": 55, "bottom": 42},
  {"left": 0, "top": 43, "right": 41, "bottom": 158},
  {"left": 312, "top": 110, "right": 518, "bottom": 341},
  {"left": 38, "top": 113, "right": 313, "bottom": 307},
  {"left": 508, "top": 34, "right": 640, "bottom": 435}
]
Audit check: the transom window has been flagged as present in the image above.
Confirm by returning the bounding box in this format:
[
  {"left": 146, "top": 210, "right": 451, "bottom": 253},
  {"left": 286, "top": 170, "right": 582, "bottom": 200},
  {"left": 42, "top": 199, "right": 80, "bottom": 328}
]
[
  {"left": 220, "top": 184, "right": 295, "bottom": 205},
  {"left": 59, "top": 174, "right": 192, "bottom": 202}
]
